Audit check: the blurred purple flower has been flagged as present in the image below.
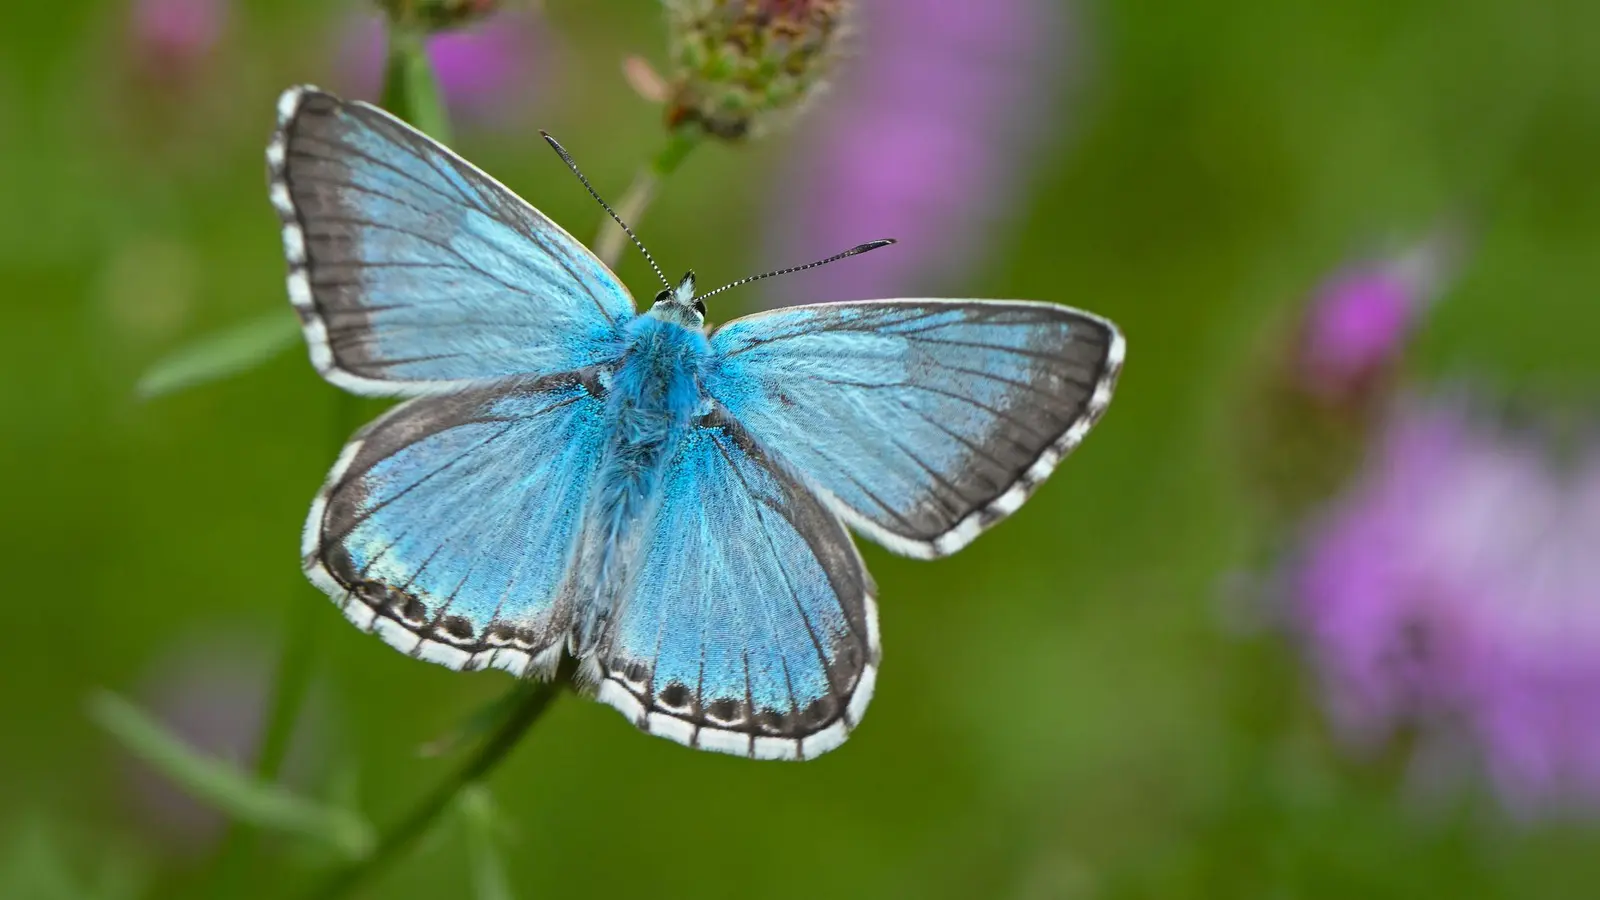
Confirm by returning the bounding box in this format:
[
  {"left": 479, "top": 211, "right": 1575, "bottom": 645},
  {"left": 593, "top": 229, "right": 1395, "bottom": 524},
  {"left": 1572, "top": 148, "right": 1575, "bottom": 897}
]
[
  {"left": 1294, "top": 398, "right": 1600, "bottom": 817},
  {"left": 1297, "top": 230, "right": 1459, "bottom": 403},
  {"left": 119, "top": 633, "right": 327, "bottom": 857},
  {"left": 126, "top": 0, "right": 228, "bottom": 82},
  {"left": 1231, "top": 227, "right": 1464, "bottom": 526},
  {"left": 338, "top": 11, "right": 550, "bottom": 130},
  {"left": 763, "top": 0, "right": 1077, "bottom": 305}
]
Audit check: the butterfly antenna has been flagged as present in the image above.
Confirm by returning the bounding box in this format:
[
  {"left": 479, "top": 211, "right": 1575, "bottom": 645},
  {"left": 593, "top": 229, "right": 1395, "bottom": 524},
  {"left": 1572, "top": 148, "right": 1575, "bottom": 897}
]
[
  {"left": 694, "top": 240, "right": 897, "bottom": 303},
  {"left": 540, "top": 131, "right": 671, "bottom": 291}
]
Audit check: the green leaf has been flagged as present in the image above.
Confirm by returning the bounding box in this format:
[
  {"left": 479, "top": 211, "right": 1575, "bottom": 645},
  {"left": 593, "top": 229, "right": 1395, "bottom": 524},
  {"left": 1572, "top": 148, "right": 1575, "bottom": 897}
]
[
  {"left": 86, "top": 691, "right": 375, "bottom": 859},
  {"left": 382, "top": 25, "right": 453, "bottom": 143},
  {"left": 136, "top": 311, "right": 300, "bottom": 400}
]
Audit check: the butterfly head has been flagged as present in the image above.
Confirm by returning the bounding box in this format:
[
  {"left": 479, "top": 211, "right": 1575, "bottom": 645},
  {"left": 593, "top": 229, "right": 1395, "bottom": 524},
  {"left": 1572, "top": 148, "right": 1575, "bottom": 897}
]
[
  {"left": 542, "top": 132, "right": 894, "bottom": 332},
  {"left": 649, "top": 271, "right": 707, "bottom": 327}
]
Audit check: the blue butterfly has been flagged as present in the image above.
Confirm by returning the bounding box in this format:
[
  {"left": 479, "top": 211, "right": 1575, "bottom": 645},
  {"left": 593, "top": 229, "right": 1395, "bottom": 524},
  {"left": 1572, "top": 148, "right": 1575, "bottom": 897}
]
[{"left": 268, "top": 86, "right": 1125, "bottom": 760}]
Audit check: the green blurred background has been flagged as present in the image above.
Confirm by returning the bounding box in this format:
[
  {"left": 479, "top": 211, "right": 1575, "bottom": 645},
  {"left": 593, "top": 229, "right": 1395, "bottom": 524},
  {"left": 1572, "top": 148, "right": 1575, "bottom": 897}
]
[{"left": 3, "top": 1, "right": 1598, "bottom": 897}]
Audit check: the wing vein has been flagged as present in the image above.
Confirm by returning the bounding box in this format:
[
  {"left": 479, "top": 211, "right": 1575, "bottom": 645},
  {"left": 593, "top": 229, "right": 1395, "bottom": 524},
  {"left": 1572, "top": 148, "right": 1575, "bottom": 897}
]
[{"left": 709, "top": 431, "right": 846, "bottom": 703}]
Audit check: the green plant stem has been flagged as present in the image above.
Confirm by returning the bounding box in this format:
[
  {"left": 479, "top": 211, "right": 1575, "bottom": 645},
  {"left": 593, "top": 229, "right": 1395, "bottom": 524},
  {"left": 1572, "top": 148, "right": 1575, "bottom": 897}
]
[
  {"left": 258, "top": 597, "right": 319, "bottom": 782},
  {"left": 459, "top": 785, "right": 516, "bottom": 900},
  {"left": 382, "top": 23, "right": 453, "bottom": 143},
  {"left": 308, "top": 681, "right": 563, "bottom": 900},
  {"left": 595, "top": 127, "right": 703, "bottom": 267}
]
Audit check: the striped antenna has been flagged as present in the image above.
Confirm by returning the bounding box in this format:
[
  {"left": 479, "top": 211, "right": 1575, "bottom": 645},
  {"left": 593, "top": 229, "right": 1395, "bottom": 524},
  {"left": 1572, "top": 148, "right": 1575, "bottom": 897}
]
[
  {"left": 694, "top": 240, "right": 897, "bottom": 303},
  {"left": 541, "top": 131, "right": 672, "bottom": 291}
]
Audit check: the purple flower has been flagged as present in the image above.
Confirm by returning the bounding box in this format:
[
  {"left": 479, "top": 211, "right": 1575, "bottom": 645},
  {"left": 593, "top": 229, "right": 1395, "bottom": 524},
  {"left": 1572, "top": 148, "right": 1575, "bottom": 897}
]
[
  {"left": 118, "top": 633, "right": 328, "bottom": 857},
  {"left": 1293, "top": 397, "right": 1600, "bottom": 817},
  {"left": 337, "top": 11, "right": 550, "bottom": 130},
  {"left": 126, "top": 0, "right": 228, "bottom": 82},
  {"left": 1230, "top": 227, "right": 1464, "bottom": 525},
  {"left": 1297, "top": 231, "right": 1458, "bottom": 403},
  {"left": 762, "top": 0, "right": 1076, "bottom": 305}
]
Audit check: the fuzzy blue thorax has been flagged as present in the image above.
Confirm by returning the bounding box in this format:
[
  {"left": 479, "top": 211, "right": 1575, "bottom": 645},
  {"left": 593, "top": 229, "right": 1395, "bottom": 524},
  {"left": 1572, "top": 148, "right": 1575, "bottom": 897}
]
[
  {"left": 572, "top": 309, "right": 711, "bottom": 654},
  {"left": 607, "top": 312, "right": 710, "bottom": 456}
]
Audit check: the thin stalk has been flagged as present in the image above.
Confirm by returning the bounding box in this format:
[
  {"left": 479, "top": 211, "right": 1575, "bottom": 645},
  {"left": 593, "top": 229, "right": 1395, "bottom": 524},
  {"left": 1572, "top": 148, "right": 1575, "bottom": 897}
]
[
  {"left": 595, "top": 127, "right": 703, "bottom": 267},
  {"left": 307, "top": 681, "right": 563, "bottom": 900},
  {"left": 382, "top": 23, "right": 453, "bottom": 144},
  {"left": 257, "top": 594, "right": 319, "bottom": 782}
]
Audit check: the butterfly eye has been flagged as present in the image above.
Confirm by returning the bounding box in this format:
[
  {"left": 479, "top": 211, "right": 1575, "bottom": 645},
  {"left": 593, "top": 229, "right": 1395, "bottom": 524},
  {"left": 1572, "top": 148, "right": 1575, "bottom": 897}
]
[
  {"left": 692, "top": 299, "right": 707, "bottom": 317},
  {"left": 654, "top": 290, "right": 672, "bottom": 305}
]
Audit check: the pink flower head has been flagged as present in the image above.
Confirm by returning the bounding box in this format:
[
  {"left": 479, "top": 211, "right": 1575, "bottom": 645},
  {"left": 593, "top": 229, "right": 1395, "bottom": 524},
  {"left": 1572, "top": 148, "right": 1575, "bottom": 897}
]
[
  {"left": 127, "top": 0, "right": 228, "bottom": 82},
  {"left": 1294, "top": 397, "right": 1600, "bottom": 818},
  {"left": 1297, "top": 230, "right": 1459, "bottom": 402}
]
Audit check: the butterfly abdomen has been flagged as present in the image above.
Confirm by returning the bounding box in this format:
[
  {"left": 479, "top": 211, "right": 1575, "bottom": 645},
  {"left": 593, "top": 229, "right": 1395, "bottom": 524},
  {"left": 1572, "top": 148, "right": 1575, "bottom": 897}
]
[{"left": 571, "top": 318, "right": 712, "bottom": 655}]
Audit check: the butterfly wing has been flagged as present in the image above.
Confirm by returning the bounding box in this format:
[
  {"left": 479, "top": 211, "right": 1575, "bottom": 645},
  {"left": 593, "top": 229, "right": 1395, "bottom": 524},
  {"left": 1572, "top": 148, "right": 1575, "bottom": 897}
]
[
  {"left": 707, "top": 300, "right": 1124, "bottom": 559},
  {"left": 267, "top": 86, "right": 633, "bottom": 396},
  {"left": 593, "top": 411, "right": 880, "bottom": 760},
  {"left": 303, "top": 372, "right": 608, "bottom": 676}
]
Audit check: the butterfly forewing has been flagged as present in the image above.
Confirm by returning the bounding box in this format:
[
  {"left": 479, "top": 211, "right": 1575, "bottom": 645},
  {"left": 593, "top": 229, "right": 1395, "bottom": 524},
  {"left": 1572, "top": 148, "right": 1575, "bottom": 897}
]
[
  {"left": 707, "top": 300, "right": 1124, "bottom": 559},
  {"left": 267, "top": 87, "right": 634, "bottom": 396}
]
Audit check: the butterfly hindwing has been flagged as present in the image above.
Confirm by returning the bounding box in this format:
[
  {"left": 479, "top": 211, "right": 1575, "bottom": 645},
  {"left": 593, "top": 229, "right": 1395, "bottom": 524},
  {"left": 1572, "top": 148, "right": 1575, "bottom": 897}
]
[
  {"left": 304, "top": 373, "right": 609, "bottom": 676},
  {"left": 594, "top": 410, "right": 880, "bottom": 760},
  {"left": 267, "top": 86, "right": 633, "bottom": 396},
  {"left": 707, "top": 300, "right": 1124, "bottom": 559}
]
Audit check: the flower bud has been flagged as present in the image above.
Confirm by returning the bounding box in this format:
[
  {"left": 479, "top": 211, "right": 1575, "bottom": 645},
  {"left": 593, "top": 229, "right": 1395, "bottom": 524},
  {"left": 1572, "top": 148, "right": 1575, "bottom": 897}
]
[
  {"left": 662, "top": 0, "right": 852, "bottom": 139},
  {"left": 1296, "top": 230, "right": 1459, "bottom": 405},
  {"left": 1234, "top": 226, "right": 1463, "bottom": 525}
]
